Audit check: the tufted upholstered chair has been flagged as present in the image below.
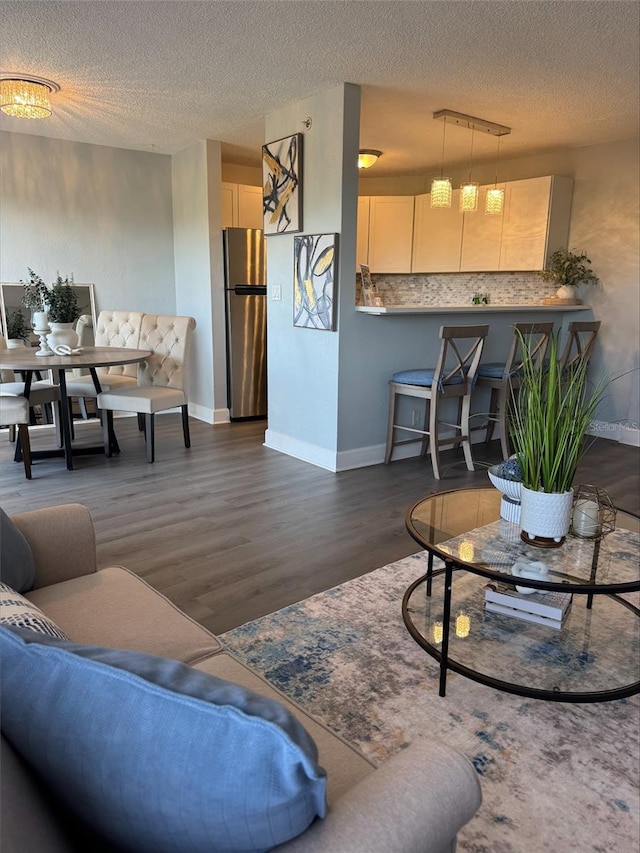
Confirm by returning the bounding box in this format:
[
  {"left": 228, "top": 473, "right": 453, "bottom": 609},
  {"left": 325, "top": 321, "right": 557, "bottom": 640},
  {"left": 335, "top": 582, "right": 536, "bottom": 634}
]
[
  {"left": 96, "top": 314, "right": 197, "bottom": 463},
  {"left": 0, "top": 335, "right": 61, "bottom": 443},
  {"left": 0, "top": 396, "right": 32, "bottom": 478},
  {"left": 65, "top": 310, "right": 145, "bottom": 401}
]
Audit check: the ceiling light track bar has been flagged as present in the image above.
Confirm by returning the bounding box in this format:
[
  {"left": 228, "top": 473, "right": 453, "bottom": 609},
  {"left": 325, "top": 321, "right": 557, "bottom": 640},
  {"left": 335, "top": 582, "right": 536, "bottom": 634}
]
[{"left": 433, "top": 109, "right": 511, "bottom": 137}]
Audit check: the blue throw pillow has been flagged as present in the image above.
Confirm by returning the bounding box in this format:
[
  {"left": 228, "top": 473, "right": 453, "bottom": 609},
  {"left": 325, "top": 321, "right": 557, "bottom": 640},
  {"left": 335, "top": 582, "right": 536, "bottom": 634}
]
[
  {"left": 0, "top": 508, "right": 36, "bottom": 592},
  {"left": 0, "top": 627, "right": 327, "bottom": 853}
]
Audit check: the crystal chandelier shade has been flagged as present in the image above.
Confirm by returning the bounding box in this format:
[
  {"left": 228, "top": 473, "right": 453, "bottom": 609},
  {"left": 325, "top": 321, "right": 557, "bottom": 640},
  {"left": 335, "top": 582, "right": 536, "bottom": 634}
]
[{"left": 0, "top": 76, "right": 59, "bottom": 119}]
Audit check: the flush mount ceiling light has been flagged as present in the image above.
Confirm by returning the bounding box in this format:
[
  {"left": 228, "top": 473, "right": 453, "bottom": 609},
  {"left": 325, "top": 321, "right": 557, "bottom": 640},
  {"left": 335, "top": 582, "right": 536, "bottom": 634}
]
[
  {"left": 431, "top": 110, "right": 511, "bottom": 214},
  {"left": 358, "top": 149, "right": 382, "bottom": 169},
  {"left": 0, "top": 74, "right": 60, "bottom": 119}
]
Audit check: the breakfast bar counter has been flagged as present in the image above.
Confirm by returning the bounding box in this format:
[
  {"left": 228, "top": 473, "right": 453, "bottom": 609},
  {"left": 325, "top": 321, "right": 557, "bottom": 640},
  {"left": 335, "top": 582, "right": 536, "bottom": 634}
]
[{"left": 356, "top": 304, "right": 592, "bottom": 316}]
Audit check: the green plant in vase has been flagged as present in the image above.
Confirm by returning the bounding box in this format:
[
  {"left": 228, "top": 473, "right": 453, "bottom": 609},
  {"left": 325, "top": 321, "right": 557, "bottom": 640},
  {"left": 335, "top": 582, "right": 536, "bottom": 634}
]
[
  {"left": 540, "top": 249, "right": 598, "bottom": 302},
  {"left": 508, "top": 331, "right": 607, "bottom": 547},
  {"left": 21, "top": 268, "right": 50, "bottom": 314},
  {"left": 47, "top": 274, "right": 79, "bottom": 324}
]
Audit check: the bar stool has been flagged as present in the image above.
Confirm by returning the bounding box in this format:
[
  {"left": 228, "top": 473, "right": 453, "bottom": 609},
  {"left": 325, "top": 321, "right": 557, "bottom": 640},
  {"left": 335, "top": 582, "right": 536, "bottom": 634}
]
[
  {"left": 559, "top": 320, "right": 601, "bottom": 371},
  {"left": 475, "top": 321, "right": 554, "bottom": 460},
  {"left": 385, "top": 324, "right": 489, "bottom": 479}
]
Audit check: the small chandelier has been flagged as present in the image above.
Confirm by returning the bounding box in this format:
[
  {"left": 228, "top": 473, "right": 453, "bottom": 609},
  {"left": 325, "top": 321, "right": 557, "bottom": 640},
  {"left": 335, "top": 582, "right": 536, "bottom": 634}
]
[
  {"left": 0, "top": 75, "right": 60, "bottom": 119},
  {"left": 430, "top": 114, "right": 452, "bottom": 208},
  {"left": 358, "top": 149, "right": 382, "bottom": 169},
  {"left": 485, "top": 134, "right": 505, "bottom": 215},
  {"left": 459, "top": 125, "right": 478, "bottom": 212}
]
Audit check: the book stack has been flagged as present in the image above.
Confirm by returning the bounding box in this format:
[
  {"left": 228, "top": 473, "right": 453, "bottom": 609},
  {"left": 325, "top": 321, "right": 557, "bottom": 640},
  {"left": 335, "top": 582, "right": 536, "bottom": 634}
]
[{"left": 484, "top": 580, "right": 572, "bottom": 630}]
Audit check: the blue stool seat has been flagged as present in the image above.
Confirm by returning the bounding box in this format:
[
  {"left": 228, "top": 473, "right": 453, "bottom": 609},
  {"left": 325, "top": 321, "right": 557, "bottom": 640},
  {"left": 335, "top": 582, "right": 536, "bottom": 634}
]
[
  {"left": 476, "top": 362, "right": 506, "bottom": 379},
  {"left": 392, "top": 369, "right": 464, "bottom": 387}
]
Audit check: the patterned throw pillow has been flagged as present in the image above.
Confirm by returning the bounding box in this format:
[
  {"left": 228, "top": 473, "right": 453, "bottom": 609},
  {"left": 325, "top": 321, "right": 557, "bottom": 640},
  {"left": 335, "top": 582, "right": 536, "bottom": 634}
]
[{"left": 0, "top": 583, "right": 69, "bottom": 639}]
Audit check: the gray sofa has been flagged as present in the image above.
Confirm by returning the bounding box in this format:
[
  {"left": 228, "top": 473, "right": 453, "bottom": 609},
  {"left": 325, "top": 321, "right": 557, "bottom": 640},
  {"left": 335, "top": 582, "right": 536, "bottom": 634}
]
[{"left": 1, "top": 503, "right": 481, "bottom": 852}]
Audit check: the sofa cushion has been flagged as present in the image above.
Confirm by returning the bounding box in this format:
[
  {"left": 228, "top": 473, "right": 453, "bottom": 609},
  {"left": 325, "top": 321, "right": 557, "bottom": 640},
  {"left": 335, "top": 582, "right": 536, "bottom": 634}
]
[
  {"left": 26, "top": 565, "right": 222, "bottom": 663},
  {"left": 0, "top": 627, "right": 327, "bottom": 853},
  {"left": 0, "top": 584, "right": 69, "bottom": 639},
  {"left": 0, "top": 509, "right": 36, "bottom": 592}
]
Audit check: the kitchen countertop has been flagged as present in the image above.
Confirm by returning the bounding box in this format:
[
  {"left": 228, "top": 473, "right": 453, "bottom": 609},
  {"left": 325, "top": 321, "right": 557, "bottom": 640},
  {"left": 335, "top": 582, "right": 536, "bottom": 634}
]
[{"left": 356, "top": 304, "right": 591, "bottom": 316}]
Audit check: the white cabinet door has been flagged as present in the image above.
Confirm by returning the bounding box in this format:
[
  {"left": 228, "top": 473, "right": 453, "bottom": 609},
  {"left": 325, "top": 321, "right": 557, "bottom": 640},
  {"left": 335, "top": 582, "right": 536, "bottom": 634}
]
[
  {"left": 356, "top": 196, "right": 370, "bottom": 270},
  {"left": 460, "top": 184, "right": 505, "bottom": 271},
  {"left": 368, "top": 196, "right": 415, "bottom": 273},
  {"left": 499, "top": 176, "right": 573, "bottom": 270},
  {"left": 221, "top": 182, "right": 238, "bottom": 228},
  {"left": 412, "top": 191, "right": 463, "bottom": 272},
  {"left": 237, "top": 185, "right": 264, "bottom": 229}
]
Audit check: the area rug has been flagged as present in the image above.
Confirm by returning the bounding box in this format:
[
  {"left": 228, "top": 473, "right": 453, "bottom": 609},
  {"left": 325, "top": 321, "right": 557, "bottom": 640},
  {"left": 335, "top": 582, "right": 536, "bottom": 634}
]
[{"left": 221, "top": 550, "right": 640, "bottom": 853}]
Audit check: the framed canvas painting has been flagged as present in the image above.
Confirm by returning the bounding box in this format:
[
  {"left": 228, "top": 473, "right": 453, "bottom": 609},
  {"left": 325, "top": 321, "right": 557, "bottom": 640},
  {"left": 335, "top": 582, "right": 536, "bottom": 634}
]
[
  {"left": 262, "top": 133, "right": 302, "bottom": 235},
  {"left": 293, "top": 234, "right": 338, "bottom": 331}
]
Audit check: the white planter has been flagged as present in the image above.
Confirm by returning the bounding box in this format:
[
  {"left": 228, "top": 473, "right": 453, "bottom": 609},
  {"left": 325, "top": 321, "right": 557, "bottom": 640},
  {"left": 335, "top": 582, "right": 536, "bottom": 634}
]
[
  {"left": 555, "top": 284, "right": 576, "bottom": 300},
  {"left": 520, "top": 486, "right": 574, "bottom": 547},
  {"left": 48, "top": 322, "right": 78, "bottom": 350}
]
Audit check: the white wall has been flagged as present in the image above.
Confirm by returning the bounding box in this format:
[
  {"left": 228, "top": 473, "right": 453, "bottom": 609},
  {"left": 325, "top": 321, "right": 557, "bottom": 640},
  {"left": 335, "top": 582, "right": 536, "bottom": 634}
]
[{"left": 0, "top": 131, "right": 175, "bottom": 315}]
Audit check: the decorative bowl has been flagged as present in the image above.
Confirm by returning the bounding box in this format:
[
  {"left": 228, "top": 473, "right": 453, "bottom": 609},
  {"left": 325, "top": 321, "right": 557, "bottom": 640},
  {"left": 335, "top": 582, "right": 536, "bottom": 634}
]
[{"left": 487, "top": 467, "right": 522, "bottom": 501}]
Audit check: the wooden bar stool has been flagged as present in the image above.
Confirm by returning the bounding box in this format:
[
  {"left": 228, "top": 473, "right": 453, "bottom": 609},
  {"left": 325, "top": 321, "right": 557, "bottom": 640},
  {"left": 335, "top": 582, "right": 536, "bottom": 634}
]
[
  {"left": 475, "top": 321, "right": 554, "bottom": 460},
  {"left": 559, "top": 320, "right": 601, "bottom": 371},
  {"left": 384, "top": 324, "right": 489, "bottom": 479}
]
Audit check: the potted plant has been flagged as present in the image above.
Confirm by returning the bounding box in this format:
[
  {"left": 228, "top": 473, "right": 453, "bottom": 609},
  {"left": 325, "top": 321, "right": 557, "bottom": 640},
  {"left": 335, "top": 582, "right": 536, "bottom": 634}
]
[
  {"left": 21, "top": 268, "right": 50, "bottom": 330},
  {"left": 508, "top": 331, "right": 607, "bottom": 547},
  {"left": 42, "top": 272, "right": 80, "bottom": 349},
  {"left": 5, "top": 310, "right": 32, "bottom": 347},
  {"left": 540, "top": 248, "right": 598, "bottom": 303}
]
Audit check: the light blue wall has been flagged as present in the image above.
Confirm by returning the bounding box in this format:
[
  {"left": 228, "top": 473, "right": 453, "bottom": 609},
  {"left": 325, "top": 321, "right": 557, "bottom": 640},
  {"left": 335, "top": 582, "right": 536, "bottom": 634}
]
[{"left": 0, "top": 131, "right": 175, "bottom": 315}]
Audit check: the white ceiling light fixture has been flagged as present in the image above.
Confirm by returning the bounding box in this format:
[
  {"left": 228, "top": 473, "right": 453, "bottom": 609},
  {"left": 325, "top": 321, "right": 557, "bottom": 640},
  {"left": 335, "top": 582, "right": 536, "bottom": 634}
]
[
  {"left": 358, "top": 149, "right": 382, "bottom": 169},
  {"left": 0, "top": 74, "right": 60, "bottom": 119},
  {"left": 430, "top": 113, "right": 452, "bottom": 208}
]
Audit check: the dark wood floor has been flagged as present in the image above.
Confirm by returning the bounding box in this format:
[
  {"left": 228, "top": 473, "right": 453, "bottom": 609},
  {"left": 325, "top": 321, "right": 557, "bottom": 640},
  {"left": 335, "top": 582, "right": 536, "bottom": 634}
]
[{"left": 1, "top": 415, "right": 638, "bottom": 634}]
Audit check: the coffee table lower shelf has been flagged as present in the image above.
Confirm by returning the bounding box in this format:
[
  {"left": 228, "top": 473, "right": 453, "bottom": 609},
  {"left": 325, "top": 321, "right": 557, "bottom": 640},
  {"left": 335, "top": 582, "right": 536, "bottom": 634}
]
[{"left": 402, "top": 566, "right": 640, "bottom": 703}]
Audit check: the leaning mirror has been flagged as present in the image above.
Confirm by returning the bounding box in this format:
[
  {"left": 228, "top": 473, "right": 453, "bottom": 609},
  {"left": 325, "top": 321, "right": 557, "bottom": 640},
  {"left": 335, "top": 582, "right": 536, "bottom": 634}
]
[{"left": 0, "top": 282, "right": 96, "bottom": 347}]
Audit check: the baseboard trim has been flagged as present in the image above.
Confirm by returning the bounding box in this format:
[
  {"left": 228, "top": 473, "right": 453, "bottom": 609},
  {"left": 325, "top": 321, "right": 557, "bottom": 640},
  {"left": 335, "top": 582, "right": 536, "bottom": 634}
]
[{"left": 263, "top": 430, "right": 338, "bottom": 472}]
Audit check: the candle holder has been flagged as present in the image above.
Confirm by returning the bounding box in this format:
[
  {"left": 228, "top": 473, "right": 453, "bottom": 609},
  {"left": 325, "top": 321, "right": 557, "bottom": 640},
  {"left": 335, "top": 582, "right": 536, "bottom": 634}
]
[
  {"left": 570, "top": 485, "right": 616, "bottom": 540},
  {"left": 33, "top": 317, "right": 52, "bottom": 357}
]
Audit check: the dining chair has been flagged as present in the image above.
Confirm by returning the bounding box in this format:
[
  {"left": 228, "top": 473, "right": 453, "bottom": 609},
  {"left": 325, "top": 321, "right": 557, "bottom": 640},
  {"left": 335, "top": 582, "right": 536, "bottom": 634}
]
[
  {"left": 97, "top": 314, "right": 197, "bottom": 463},
  {"left": 558, "top": 320, "right": 601, "bottom": 371},
  {"left": 65, "top": 310, "right": 145, "bottom": 404},
  {"left": 0, "top": 334, "right": 61, "bottom": 444},
  {"left": 475, "top": 321, "right": 554, "bottom": 460},
  {"left": 0, "top": 396, "right": 32, "bottom": 478},
  {"left": 385, "top": 324, "right": 490, "bottom": 479}
]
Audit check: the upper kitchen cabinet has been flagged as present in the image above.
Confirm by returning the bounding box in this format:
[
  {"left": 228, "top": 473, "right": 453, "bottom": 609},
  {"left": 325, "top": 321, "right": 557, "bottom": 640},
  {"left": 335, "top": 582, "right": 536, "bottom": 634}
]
[
  {"left": 499, "top": 176, "right": 573, "bottom": 271},
  {"left": 460, "top": 184, "right": 505, "bottom": 271},
  {"left": 367, "top": 196, "right": 415, "bottom": 272},
  {"left": 221, "top": 182, "right": 264, "bottom": 229},
  {"left": 356, "top": 196, "right": 370, "bottom": 271},
  {"left": 412, "top": 190, "right": 463, "bottom": 273}
]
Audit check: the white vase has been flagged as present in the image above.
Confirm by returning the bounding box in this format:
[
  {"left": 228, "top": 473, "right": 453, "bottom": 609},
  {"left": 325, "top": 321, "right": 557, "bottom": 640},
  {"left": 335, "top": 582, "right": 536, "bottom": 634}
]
[
  {"left": 47, "top": 322, "right": 79, "bottom": 350},
  {"left": 520, "top": 486, "right": 574, "bottom": 547},
  {"left": 32, "top": 311, "right": 50, "bottom": 331},
  {"left": 556, "top": 284, "right": 576, "bottom": 300}
]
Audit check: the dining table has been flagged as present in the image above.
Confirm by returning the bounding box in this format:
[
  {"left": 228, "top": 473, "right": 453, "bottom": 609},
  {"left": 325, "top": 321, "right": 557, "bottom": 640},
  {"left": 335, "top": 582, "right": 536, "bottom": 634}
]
[{"left": 0, "top": 346, "right": 152, "bottom": 470}]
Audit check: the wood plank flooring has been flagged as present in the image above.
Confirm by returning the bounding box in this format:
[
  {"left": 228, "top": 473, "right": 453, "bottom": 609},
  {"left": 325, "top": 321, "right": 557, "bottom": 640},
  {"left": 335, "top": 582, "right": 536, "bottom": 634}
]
[{"left": 1, "top": 415, "right": 638, "bottom": 634}]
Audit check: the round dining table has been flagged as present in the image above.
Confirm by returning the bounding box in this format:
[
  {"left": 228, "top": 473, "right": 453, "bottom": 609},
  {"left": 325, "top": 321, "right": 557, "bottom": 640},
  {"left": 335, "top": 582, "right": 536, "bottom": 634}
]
[{"left": 0, "top": 346, "right": 152, "bottom": 470}]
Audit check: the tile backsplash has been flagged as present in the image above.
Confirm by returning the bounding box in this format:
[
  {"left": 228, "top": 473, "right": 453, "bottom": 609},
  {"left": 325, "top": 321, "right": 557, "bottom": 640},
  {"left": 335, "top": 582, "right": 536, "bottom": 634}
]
[{"left": 357, "top": 272, "right": 557, "bottom": 306}]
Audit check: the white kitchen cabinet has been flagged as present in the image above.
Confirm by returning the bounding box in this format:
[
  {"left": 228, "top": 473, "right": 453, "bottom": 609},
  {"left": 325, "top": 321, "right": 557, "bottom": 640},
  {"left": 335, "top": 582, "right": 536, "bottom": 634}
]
[
  {"left": 367, "top": 196, "right": 415, "bottom": 273},
  {"left": 221, "top": 182, "right": 264, "bottom": 229},
  {"left": 356, "top": 196, "right": 370, "bottom": 270},
  {"left": 460, "top": 184, "right": 505, "bottom": 271},
  {"left": 412, "top": 190, "right": 463, "bottom": 272},
  {"left": 499, "top": 176, "right": 573, "bottom": 271}
]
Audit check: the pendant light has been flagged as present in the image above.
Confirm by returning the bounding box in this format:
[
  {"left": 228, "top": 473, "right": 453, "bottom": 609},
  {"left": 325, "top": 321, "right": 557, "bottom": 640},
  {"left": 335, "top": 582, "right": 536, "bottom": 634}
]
[
  {"left": 485, "top": 134, "right": 505, "bottom": 215},
  {"left": 430, "top": 115, "right": 452, "bottom": 208},
  {"left": 459, "top": 125, "right": 478, "bottom": 212},
  {"left": 0, "top": 75, "right": 60, "bottom": 119}
]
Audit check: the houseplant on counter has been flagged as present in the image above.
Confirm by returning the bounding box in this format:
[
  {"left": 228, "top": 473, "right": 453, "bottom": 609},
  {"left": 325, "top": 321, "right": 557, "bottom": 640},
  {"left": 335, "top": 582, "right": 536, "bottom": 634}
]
[
  {"left": 540, "top": 248, "right": 598, "bottom": 304},
  {"left": 509, "top": 331, "right": 607, "bottom": 547}
]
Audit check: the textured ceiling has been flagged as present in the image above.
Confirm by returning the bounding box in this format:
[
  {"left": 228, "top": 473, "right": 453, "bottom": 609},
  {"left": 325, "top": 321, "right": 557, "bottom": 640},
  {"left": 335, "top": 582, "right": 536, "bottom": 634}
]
[{"left": 1, "top": 1, "right": 638, "bottom": 177}]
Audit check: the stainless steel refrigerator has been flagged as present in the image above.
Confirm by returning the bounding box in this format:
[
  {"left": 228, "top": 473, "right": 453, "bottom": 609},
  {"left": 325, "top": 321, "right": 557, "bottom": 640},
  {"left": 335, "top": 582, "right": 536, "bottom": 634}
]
[{"left": 223, "top": 228, "right": 267, "bottom": 419}]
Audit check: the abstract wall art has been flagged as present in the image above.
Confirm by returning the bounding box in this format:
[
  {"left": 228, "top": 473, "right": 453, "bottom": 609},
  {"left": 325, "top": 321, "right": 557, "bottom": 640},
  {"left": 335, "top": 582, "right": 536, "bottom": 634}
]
[
  {"left": 262, "top": 133, "right": 302, "bottom": 235},
  {"left": 293, "top": 233, "right": 338, "bottom": 331}
]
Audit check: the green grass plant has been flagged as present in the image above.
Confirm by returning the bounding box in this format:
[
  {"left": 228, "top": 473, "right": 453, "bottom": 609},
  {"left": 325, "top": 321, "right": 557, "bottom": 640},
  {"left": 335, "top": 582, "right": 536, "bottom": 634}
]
[{"left": 508, "top": 331, "right": 607, "bottom": 494}]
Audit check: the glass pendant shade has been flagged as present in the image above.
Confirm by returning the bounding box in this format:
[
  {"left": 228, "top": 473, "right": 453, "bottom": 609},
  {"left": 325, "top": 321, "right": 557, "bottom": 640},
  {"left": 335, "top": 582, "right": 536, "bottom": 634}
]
[
  {"left": 459, "top": 182, "right": 479, "bottom": 212},
  {"left": 430, "top": 177, "right": 452, "bottom": 208},
  {"left": 358, "top": 149, "right": 382, "bottom": 169},
  {"left": 485, "top": 187, "right": 505, "bottom": 215},
  {"left": 0, "top": 77, "right": 57, "bottom": 119}
]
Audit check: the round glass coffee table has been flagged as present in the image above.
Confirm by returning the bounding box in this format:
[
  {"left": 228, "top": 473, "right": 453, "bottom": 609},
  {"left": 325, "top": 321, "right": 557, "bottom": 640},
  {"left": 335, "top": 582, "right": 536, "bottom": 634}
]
[{"left": 403, "top": 488, "right": 640, "bottom": 702}]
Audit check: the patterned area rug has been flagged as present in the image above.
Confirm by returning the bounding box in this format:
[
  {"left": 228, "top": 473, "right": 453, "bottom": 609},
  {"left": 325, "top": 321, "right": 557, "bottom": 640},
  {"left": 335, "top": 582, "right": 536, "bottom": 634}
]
[{"left": 221, "top": 551, "right": 640, "bottom": 853}]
